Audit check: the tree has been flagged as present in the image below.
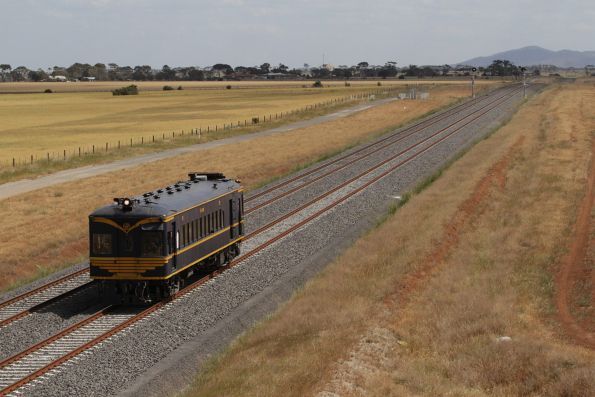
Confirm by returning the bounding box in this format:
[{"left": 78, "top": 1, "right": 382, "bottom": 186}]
[
  {"left": 187, "top": 68, "right": 205, "bottom": 81},
  {"left": 28, "top": 69, "right": 48, "bottom": 82},
  {"left": 357, "top": 61, "right": 369, "bottom": 69},
  {"left": 156, "top": 65, "right": 175, "bottom": 80},
  {"left": 0, "top": 64, "right": 11, "bottom": 82},
  {"left": 132, "top": 65, "right": 153, "bottom": 80},
  {"left": 259, "top": 63, "right": 271, "bottom": 74},
  {"left": 272, "top": 63, "right": 288, "bottom": 73},
  {"left": 11, "top": 66, "right": 30, "bottom": 81},
  {"left": 212, "top": 63, "right": 233, "bottom": 74},
  {"left": 94, "top": 63, "right": 108, "bottom": 80}
]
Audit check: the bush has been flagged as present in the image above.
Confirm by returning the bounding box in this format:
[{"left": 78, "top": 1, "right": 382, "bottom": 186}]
[
  {"left": 344, "top": 82, "right": 351, "bottom": 87},
  {"left": 377, "top": 81, "right": 382, "bottom": 86},
  {"left": 44, "top": 89, "right": 53, "bottom": 93},
  {"left": 398, "top": 74, "right": 405, "bottom": 79},
  {"left": 312, "top": 80, "right": 323, "bottom": 88},
  {"left": 163, "top": 85, "right": 174, "bottom": 91},
  {"left": 177, "top": 85, "right": 183, "bottom": 90},
  {"left": 226, "top": 85, "right": 232, "bottom": 89},
  {"left": 112, "top": 85, "right": 139, "bottom": 96}
]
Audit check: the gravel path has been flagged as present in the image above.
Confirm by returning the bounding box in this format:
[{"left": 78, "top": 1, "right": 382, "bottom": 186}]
[{"left": 0, "top": 84, "right": 538, "bottom": 397}]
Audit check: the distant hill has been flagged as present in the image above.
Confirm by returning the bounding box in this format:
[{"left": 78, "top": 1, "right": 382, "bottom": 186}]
[{"left": 458, "top": 46, "right": 595, "bottom": 68}]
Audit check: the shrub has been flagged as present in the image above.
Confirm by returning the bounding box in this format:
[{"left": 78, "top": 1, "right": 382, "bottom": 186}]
[
  {"left": 312, "top": 80, "right": 323, "bottom": 88},
  {"left": 398, "top": 74, "right": 405, "bottom": 79},
  {"left": 226, "top": 85, "right": 232, "bottom": 89},
  {"left": 44, "top": 89, "right": 53, "bottom": 93},
  {"left": 112, "top": 85, "right": 139, "bottom": 96},
  {"left": 177, "top": 86, "right": 183, "bottom": 90},
  {"left": 344, "top": 82, "right": 351, "bottom": 87},
  {"left": 377, "top": 81, "right": 382, "bottom": 86},
  {"left": 163, "top": 85, "right": 174, "bottom": 91}
]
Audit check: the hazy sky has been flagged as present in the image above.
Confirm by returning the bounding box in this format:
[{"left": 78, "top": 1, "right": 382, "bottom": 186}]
[{"left": 1, "top": 0, "right": 593, "bottom": 69}]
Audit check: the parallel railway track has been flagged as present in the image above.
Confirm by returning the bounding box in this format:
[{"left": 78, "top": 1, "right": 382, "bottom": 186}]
[
  {"left": 0, "top": 85, "right": 521, "bottom": 396},
  {"left": 0, "top": 86, "right": 509, "bottom": 330}
]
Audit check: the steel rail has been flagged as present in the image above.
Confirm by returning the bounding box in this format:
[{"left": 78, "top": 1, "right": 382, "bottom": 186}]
[
  {"left": 0, "top": 85, "right": 513, "bottom": 329},
  {"left": 0, "top": 86, "right": 520, "bottom": 396},
  {"left": 245, "top": 84, "right": 515, "bottom": 204},
  {"left": 245, "top": 85, "right": 518, "bottom": 214}
]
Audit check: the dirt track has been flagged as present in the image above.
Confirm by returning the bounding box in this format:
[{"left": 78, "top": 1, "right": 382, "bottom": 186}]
[{"left": 555, "top": 138, "right": 595, "bottom": 349}]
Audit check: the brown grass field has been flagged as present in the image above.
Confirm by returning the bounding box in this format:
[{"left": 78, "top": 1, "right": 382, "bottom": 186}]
[
  {"left": 0, "top": 80, "right": 500, "bottom": 170},
  {"left": 0, "top": 84, "right": 474, "bottom": 292},
  {"left": 183, "top": 81, "right": 595, "bottom": 396}
]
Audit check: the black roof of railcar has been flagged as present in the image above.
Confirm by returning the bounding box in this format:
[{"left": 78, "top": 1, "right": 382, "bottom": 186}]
[{"left": 89, "top": 173, "right": 241, "bottom": 220}]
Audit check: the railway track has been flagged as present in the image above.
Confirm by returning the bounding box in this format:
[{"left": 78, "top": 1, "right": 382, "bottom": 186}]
[
  {"left": 0, "top": 86, "right": 511, "bottom": 330},
  {"left": 0, "top": 85, "right": 522, "bottom": 396}
]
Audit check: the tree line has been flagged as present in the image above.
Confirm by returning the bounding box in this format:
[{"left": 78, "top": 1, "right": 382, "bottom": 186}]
[{"left": 0, "top": 60, "right": 530, "bottom": 82}]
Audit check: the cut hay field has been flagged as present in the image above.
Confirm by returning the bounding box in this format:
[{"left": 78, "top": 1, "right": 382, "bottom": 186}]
[
  {"left": 0, "top": 84, "right": 476, "bottom": 292},
  {"left": 0, "top": 80, "right": 499, "bottom": 168},
  {"left": 184, "top": 81, "right": 595, "bottom": 396}
]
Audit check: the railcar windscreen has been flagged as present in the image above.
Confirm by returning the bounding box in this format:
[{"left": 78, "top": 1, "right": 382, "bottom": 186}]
[
  {"left": 141, "top": 231, "right": 163, "bottom": 257},
  {"left": 93, "top": 233, "right": 113, "bottom": 255}
]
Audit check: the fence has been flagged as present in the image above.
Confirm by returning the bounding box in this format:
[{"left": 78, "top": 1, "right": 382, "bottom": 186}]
[{"left": 3, "top": 86, "right": 407, "bottom": 170}]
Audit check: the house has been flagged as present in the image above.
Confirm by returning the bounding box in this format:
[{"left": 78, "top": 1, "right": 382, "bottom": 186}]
[{"left": 50, "top": 75, "right": 67, "bottom": 82}]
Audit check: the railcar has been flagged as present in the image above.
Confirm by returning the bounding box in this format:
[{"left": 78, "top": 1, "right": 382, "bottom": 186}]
[{"left": 89, "top": 172, "right": 244, "bottom": 303}]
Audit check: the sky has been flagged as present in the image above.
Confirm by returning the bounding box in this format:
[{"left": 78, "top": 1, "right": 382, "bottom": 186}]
[{"left": 1, "top": 0, "right": 594, "bottom": 69}]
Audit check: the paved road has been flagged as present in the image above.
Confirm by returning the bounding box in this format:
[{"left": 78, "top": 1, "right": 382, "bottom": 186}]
[{"left": 0, "top": 98, "right": 397, "bottom": 202}]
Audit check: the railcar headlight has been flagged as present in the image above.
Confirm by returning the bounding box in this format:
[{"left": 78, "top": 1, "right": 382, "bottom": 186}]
[{"left": 123, "top": 198, "right": 131, "bottom": 206}]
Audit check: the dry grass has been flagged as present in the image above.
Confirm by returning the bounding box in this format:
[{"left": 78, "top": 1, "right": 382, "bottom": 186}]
[
  {"left": 0, "top": 85, "right": 472, "bottom": 292},
  {"left": 182, "top": 82, "right": 595, "bottom": 397},
  {"left": 0, "top": 79, "right": 496, "bottom": 94},
  {"left": 0, "top": 83, "right": 383, "bottom": 165}
]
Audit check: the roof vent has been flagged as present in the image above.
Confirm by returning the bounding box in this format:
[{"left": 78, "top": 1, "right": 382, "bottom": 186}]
[{"left": 188, "top": 172, "right": 224, "bottom": 181}]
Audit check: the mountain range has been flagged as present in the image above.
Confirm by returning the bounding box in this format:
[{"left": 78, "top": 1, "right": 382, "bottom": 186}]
[{"left": 458, "top": 46, "right": 595, "bottom": 68}]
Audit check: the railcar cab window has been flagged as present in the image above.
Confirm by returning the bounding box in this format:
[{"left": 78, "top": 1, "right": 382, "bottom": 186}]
[
  {"left": 93, "top": 233, "right": 113, "bottom": 255},
  {"left": 142, "top": 231, "right": 163, "bottom": 257}
]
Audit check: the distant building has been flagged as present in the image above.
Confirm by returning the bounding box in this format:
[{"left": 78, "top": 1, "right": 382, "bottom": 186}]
[
  {"left": 50, "top": 75, "right": 67, "bottom": 82},
  {"left": 81, "top": 76, "right": 96, "bottom": 81}
]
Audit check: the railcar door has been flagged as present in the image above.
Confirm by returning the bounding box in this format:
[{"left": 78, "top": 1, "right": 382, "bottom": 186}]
[
  {"left": 230, "top": 198, "right": 239, "bottom": 239},
  {"left": 169, "top": 221, "right": 178, "bottom": 269}
]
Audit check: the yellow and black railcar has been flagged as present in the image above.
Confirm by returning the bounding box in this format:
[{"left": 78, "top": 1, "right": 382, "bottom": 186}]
[{"left": 89, "top": 172, "right": 244, "bottom": 302}]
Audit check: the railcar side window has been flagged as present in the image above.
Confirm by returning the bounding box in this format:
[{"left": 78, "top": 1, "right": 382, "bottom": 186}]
[
  {"left": 142, "top": 231, "right": 163, "bottom": 257},
  {"left": 92, "top": 233, "right": 113, "bottom": 255}
]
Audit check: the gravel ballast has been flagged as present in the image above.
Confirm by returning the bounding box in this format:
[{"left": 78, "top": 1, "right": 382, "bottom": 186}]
[{"left": 2, "top": 85, "right": 536, "bottom": 397}]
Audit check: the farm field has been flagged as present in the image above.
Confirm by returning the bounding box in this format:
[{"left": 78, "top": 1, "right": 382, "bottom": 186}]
[
  {"left": 0, "top": 83, "right": 477, "bottom": 292},
  {"left": 0, "top": 79, "right": 494, "bottom": 94},
  {"left": 0, "top": 80, "right": 500, "bottom": 168},
  {"left": 184, "top": 81, "right": 595, "bottom": 396}
]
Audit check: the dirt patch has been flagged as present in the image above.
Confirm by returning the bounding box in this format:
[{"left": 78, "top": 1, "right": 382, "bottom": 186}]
[
  {"left": 385, "top": 136, "right": 525, "bottom": 310},
  {"left": 555, "top": 137, "right": 595, "bottom": 348}
]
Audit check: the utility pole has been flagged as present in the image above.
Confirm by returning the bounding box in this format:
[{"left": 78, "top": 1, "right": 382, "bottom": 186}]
[
  {"left": 521, "top": 67, "right": 527, "bottom": 99},
  {"left": 471, "top": 67, "right": 477, "bottom": 98}
]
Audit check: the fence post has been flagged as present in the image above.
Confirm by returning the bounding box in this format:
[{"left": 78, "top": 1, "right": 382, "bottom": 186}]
[
  {"left": 63, "top": 149, "right": 66, "bottom": 160},
  {"left": 106, "top": 142, "right": 108, "bottom": 152},
  {"left": 118, "top": 140, "right": 120, "bottom": 149},
  {"left": 12, "top": 158, "right": 15, "bottom": 167},
  {"left": 141, "top": 137, "right": 144, "bottom": 145},
  {"left": 153, "top": 135, "right": 155, "bottom": 143},
  {"left": 31, "top": 155, "right": 33, "bottom": 164},
  {"left": 47, "top": 153, "right": 50, "bottom": 162},
  {"left": 93, "top": 145, "right": 95, "bottom": 154}
]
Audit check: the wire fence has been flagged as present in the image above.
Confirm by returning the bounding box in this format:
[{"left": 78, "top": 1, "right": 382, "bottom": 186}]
[{"left": 2, "top": 86, "right": 407, "bottom": 170}]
